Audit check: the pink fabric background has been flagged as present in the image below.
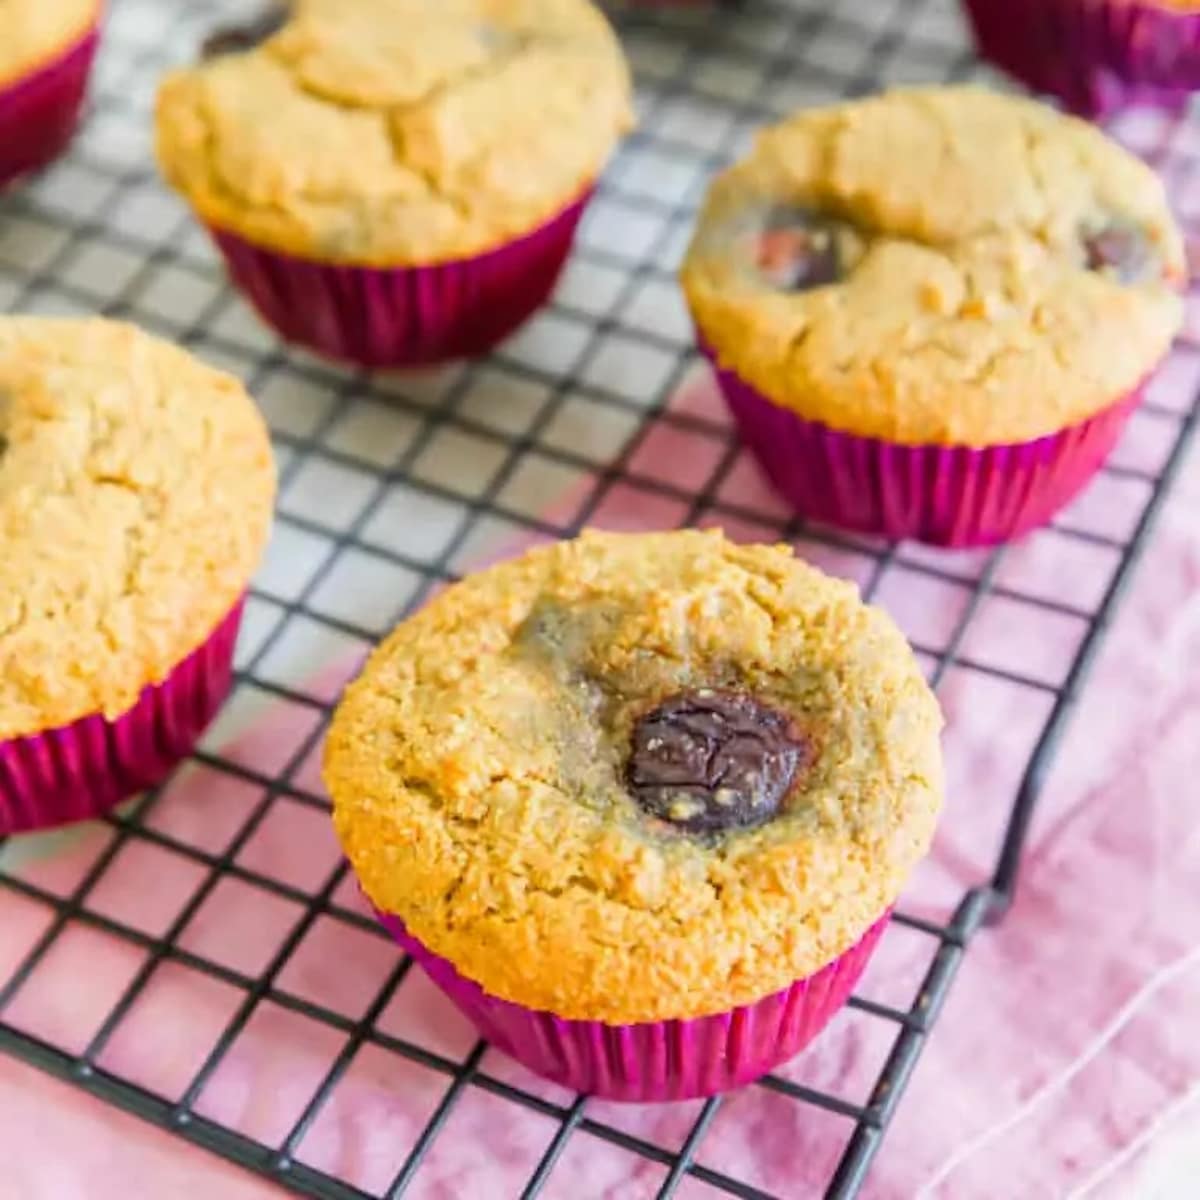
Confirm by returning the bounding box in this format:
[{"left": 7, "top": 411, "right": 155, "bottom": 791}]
[{"left": 3, "top": 346, "right": 1199, "bottom": 1197}]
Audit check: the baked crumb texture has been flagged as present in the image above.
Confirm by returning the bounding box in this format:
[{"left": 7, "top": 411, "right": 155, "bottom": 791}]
[
  {"left": 0, "top": 317, "right": 275, "bottom": 740},
  {"left": 155, "top": 0, "right": 633, "bottom": 266},
  {"left": 326, "top": 529, "right": 944, "bottom": 1023},
  {"left": 0, "top": 0, "right": 98, "bottom": 90},
  {"left": 683, "top": 86, "right": 1185, "bottom": 448}
]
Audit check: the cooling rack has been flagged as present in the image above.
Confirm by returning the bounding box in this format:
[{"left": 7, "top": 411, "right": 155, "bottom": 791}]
[{"left": 2, "top": 0, "right": 1199, "bottom": 1197}]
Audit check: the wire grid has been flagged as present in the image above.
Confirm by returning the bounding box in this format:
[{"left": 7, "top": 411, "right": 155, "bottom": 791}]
[{"left": 1, "top": 0, "right": 1199, "bottom": 1196}]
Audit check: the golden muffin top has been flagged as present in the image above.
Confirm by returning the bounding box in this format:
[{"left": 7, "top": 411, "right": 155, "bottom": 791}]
[
  {"left": 156, "top": 0, "right": 633, "bottom": 266},
  {"left": 0, "top": 318, "right": 275, "bottom": 739},
  {"left": 326, "top": 529, "right": 943, "bottom": 1022},
  {"left": 683, "top": 87, "right": 1185, "bottom": 446},
  {"left": 0, "top": 0, "right": 98, "bottom": 89}
]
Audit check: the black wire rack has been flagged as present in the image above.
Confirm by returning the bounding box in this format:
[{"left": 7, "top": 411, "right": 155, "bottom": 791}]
[{"left": 2, "top": 0, "right": 1198, "bottom": 1197}]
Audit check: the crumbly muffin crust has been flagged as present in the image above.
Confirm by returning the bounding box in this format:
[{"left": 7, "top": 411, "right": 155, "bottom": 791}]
[
  {"left": 326, "top": 530, "right": 943, "bottom": 1023},
  {"left": 0, "top": 318, "right": 275, "bottom": 740},
  {"left": 682, "top": 87, "right": 1185, "bottom": 447},
  {"left": 0, "top": 0, "right": 99, "bottom": 90},
  {"left": 155, "top": 0, "right": 633, "bottom": 267}
]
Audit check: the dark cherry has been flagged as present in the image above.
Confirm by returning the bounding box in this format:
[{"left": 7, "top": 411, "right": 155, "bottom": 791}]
[
  {"left": 626, "top": 689, "right": 809, "bottom": 836},
  {"left": 201, "top": 7, "right": 287, "bottom": 59},
  {"left": 754, "top": 209, "right": 842, "bottom": 292},
  {"left": 1084, "top": 222, "right": 1153, "bottom": 285}
]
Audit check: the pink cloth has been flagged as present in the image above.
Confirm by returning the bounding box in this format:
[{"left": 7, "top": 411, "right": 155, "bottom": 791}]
[
  {"left": 4, "top": 112, "right": 1200, "bottom": 1200},
  {"left": 1, "top": 1059, "right": 286, "bottom": 1200},
  {"left": 3, "top": 365, "right": 1198, "bottom": 1197}
]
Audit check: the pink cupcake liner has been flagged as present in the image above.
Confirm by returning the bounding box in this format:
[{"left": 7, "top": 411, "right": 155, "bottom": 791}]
[
  {"left": 705, "top": 349, "right": 1144, "bottom": 547},
  {"left": 207, "top": 189, "right": 594, "bottom": 369},
  {"left": 376, "top": 908, "right": 889, "bottom": 1102},
  {"left": 964, "top": 0, "right": 1200, "bottom": 118},
  {"left": 0, "top": 24, "right": 100, "bottom": 189},
  {"left": 0, "top": 597, "right": 244, "bottom": 835}
]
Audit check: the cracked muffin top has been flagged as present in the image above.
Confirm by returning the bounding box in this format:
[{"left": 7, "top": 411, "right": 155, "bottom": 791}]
[
  {"left": 0, "top": 0, "right": 98, "bottom": 88},
  {"left": 154, "top": 0, "right": 633, "bottom": 266},
  {"left": 682, "top": 86, "right": 1185, "bottom": 447},
  {"left": 0, "top": 318, "right": 275, "bottom": 740},
  {"left": 326, "top": 529, "right": 943, "bottom": 1023}
]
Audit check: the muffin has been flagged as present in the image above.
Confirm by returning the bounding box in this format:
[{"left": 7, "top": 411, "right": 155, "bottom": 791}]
[
  {"left": 155, "top": 0, "right": 633, "bottom": 368},
  {"left": 682, "top": 87, "right": 1185, "bottom": 547},
  {"left": 0, "top": 318, "right": 275, "bottom": 834},
  {"left": 965, "top": 0, "right": 1200, "bottom": 118},
  {"left": 0, "top": 0, "right": 101, "bottom": 187},
  {"left": 326, "top": 529, "right": 943, "bottom": 1100}
]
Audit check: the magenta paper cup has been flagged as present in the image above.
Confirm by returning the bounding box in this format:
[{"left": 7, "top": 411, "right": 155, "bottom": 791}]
[
  {"left": 377, "top": 908, "right": 888, "bottom": 1102},
  {"left": 0, "top": 597, "right": 244, "bottom": 835},
  {"left": 207, "top": 189, "right": 593, "bottom": 369},
  {"left": 0, "top": 24, "right": 100, "bottom": 189},
  {"left": 964, "top": 0, "right": 1200, "bottom": 118},
  {"left": 705, "top": 350, "right": 1144, "bottom": 547}
]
